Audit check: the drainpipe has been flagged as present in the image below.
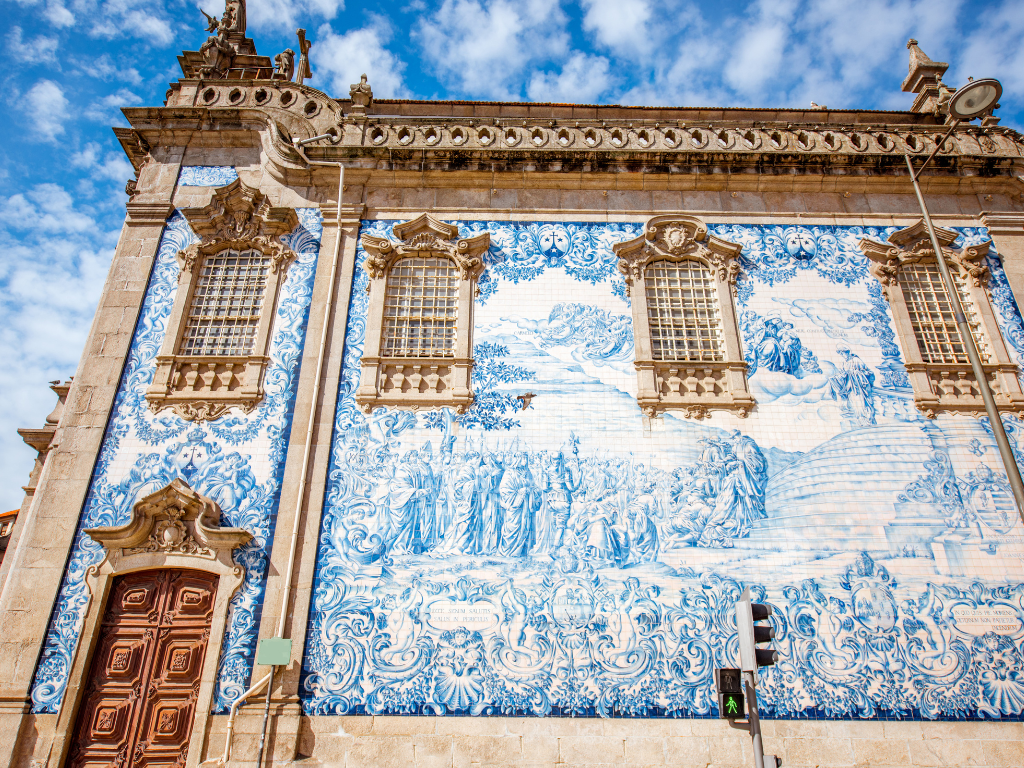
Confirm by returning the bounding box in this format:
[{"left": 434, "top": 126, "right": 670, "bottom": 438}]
[
  {"left": 257, "top": 135, "right": 345, "bottom": 768},
  {"left": 205, "top": 133, "right": 345, "bottom": 767}
]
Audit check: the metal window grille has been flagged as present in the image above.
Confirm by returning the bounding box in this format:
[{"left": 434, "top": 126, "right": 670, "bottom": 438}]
[
  {"left": 645, "top": 259, "right": 724, "bottom": 361},
  {"left": 179, "top": 249, "right": 270, "bottom": 356},
  {"left": 382, "top": 256, "right": 460, "bottom": 357},
  {"left": 898, "top": 261, "right": 990, "bottom": 364}
]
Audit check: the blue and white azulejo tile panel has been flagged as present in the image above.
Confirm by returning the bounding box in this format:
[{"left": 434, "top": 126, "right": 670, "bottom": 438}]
[
  {"left": 301, "top": 220, "right": 1024, "bottom": 720},
  {"left": 177, "top": 165, "right": 240, "bottom": 187},
  {"left": 29, "top": 207, "right": 323, "bottom": 715}
]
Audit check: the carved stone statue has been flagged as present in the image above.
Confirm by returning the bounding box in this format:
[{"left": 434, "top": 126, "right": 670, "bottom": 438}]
[
  {"left": 199, "top": 25, "right": 235, "bottom": 78},
  {"left": 223, "top": 0, "right": 246, "bottom": 34},
  {"left": 274, "top": 48, "right": 295, "bottom": 81},
  {"left": 350, "top": 73, "right": 373, "bottom": 117}
]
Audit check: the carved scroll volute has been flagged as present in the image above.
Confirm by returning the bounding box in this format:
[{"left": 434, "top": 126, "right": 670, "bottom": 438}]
[
  {"left": 858, "top": 220, "right": 992, "bottom": 291},
  {"left": 85, "top": 478, "right": 252, "bottom": 560},
  {"left": 613, "top": 215, "right": 743, "bottom": 296},
  {"left": 360, "top": 213, "right": 489, "bottom": 281},
  {"left": 177, "top": 179, "right": 299, "bottom": 278}
]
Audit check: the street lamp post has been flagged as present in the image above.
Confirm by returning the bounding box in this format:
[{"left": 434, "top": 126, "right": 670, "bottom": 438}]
[{"left": 904, "top": 77, "right": 1024, "bottom": 523}]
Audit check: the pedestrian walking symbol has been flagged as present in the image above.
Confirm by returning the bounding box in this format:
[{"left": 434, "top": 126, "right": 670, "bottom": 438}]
[{"left": 720, "top": 692, "right": 744, "bottom": 718}]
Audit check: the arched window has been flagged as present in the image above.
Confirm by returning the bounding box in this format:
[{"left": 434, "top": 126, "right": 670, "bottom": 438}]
[
  {"left": 615, "top": 216, "right": 754, "bottom": 419},
  {"left": 644, "top": 259, "right": 724, "bottom": 362},
  {"left": 381, "top": 256, "right": 460, "bottom": 358},
  {"left": 860, "top": 221, "right": 1022, "bottom": 418},
  {"left": 178, "top": 249, "right": 271, "bottom": 357},
  {"left": 356, "top": 215, "right": 489, "bottom": 414}
]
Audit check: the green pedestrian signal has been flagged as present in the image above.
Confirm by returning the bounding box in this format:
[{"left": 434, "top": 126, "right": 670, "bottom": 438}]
[
  {"left": 714, "top": 667, "right": 746, "bottom": 719},
  {"left": 719, "top": 691, "right": 745, "bottom": 718},
  {"left": 722, "top": 692, "right": 744, "bottom": 716}
]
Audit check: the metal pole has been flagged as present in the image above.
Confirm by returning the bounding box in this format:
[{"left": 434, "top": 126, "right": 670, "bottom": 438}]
[
  {"left": 904, "top": 154, "right": 1024, "bottom": 522},
  {"left": 254, "top": 666, "right": 276, "bottom": 768},
  {"left": 744, "top": 671, "right": 765, "bottom": 768}
]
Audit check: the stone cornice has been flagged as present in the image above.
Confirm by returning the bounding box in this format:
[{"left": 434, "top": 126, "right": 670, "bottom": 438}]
[
  {"left": 132, "top": 81, "right": 1024, "bottom": 163},
  {"left": 981, "top": 212, "right": 1024, "bottom": 235},
  {"left": 125, "top": 201, "right": 176, "bottom": 225}
]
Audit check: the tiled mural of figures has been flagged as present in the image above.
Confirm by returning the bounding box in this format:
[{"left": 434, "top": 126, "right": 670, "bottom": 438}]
[
  {"left": 302, "top": 220, "right": 1024, "bottom": 720},
  {"left": 29, "top": 204, "right": 324, "bottom": 715}
]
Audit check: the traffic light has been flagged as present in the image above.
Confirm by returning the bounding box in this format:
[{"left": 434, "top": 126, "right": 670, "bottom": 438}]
[
  {"left": 736, "top": 588, "right": 778, "bottom": 673},
  {"left": 714, "top": 667, "right": 745, "bottom": 719}
]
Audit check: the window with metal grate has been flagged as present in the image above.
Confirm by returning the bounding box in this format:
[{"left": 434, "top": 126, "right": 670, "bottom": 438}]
[
  {"left": 898, "top": 261, "right": 990, "bottom": 365},
  {"left": 179, "top": 249, "right": 271, "bottom": 357},
  {"left": 381, "top": 256, "right": 460, "bottom": 358},
  {"left": 644, "top": 259, "right": 724, "bottom": 362}
]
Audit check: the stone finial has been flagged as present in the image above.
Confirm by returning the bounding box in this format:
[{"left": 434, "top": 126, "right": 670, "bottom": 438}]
[
  {"left": 902, "top": 39, "right": 951, "bottom": 115},
  {"left": 349, "top": 74, "right": 373, "bottom": 118}
]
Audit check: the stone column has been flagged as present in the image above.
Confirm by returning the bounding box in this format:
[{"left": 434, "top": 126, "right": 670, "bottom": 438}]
[
  {"left": 220, "top": 201, "right": 364, "bottom": 765},
  {"left": 0, "top": 151, "right": 182, "bottom": 767}
]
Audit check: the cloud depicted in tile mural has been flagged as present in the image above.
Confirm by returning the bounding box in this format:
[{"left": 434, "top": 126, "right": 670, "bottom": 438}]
[
  {"left": 29, "top": 207, "right": 323, "bottom": 714},
  {"left": 302, "top": 220, "right": 1024, "bottom": 721}
]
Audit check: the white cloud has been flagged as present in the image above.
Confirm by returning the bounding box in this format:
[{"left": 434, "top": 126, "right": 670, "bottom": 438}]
[
  {"left": 0, "top": 182, "right": 115, "bottom": 510},
  {"left": 14, "top": 0, "right": 78, "bottom": 27},
  {"left": 7, "top": 26, "right": 60, "bottom": 63},
  {"left": 0, "top": 184, "right": 95, "bottom": 234},
  {"left": 580, "top": 0, "right": 653, "bottom": 57},
  {"left": 84, "top": 54, "right": 144, "bottom": 85},
  {"left": 86, "top": 0, "right": 175, "bottom": 46},
  {"left": 83, "top": 88, "right": 142, "bottom": 121},
  {"left": 528, "top": 53, "right": 613, "bottom": 104},
  {"left": 22, "top": 80, "right": 70, "bottom": 142},
  {"left": 247, "top": 0, "right": 345, "bottom": 32},
  {"left": 415, "top": 0, "right": 570, "bottom": 100},
  {"left": 311, "top": 19, "right": 408, "bottom": 98},
  {"left": 955, "top": 0, "right": 1024, "bottom": 100},
  {"left": 71, "top": 143, "right": 133, "bottom": 183}
]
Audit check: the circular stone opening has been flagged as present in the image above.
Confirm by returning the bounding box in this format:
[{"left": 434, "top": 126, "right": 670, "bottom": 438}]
[
  {"left": 281, "top": 91, "right": 295, "bottom": 106},
  {"left": 202, "top": 88, "right": 217, "bottom": 104},
  {"left": 254, "top": 88, "right": 270, "bottom": 104},
  {"left": 304, "top": 100, "right": 318, "bottom": 116}
]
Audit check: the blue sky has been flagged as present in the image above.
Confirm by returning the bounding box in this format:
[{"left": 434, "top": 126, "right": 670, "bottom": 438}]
[{"left": 1, "top": 0, "right": 1022, "bottom": 510}]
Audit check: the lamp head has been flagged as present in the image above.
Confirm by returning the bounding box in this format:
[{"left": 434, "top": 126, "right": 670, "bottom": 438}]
[{"left": 948, "top": 78, "right": 1002, "bottom": 120}]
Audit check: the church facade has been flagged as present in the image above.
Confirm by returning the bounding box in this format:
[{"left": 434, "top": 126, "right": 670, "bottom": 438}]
[{"left": 2, "top": 9, "right": 1024, "bottom": 767}]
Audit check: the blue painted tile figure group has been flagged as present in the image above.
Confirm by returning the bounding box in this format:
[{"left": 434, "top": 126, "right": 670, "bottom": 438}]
[{"left": 29, "top": 190, "right": 1024, "bottom": 724}]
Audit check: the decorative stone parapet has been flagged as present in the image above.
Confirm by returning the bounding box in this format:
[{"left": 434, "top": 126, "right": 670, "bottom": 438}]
[
  {"left": 646, "top": 360, "right": 754, "bottom": 420},
  {"left": 148, "top": 354, "right": 268, "bottom": 421},
  {"left": 909, "top": 361, "right": 1024, "bottom": 419}
]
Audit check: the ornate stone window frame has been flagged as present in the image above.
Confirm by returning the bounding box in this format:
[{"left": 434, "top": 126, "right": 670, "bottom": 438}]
[
  {"left": 355, "top": 214, "right": 489, "bottom": 413},
  {"left": 145, "top": 179, "right": 298, "bottom": 421},
  {"left": 859, "top": 221, "right": 1024, "bottom": 418},
  {"left": 49, "top": 479, "right": 252, "bottom": 768},
  {"left": 614, "top": 215, "right": 754, "bottom": 419}
]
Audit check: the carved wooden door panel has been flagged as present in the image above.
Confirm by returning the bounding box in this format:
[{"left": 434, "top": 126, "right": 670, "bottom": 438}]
[{"left": 68, "top": 569, "right": 218, "bottom": 768}]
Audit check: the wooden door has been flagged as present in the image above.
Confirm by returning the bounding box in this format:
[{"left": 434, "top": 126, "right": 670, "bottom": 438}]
[{"left": 67, "top": 569, "right": 218, "bottom": 768}]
